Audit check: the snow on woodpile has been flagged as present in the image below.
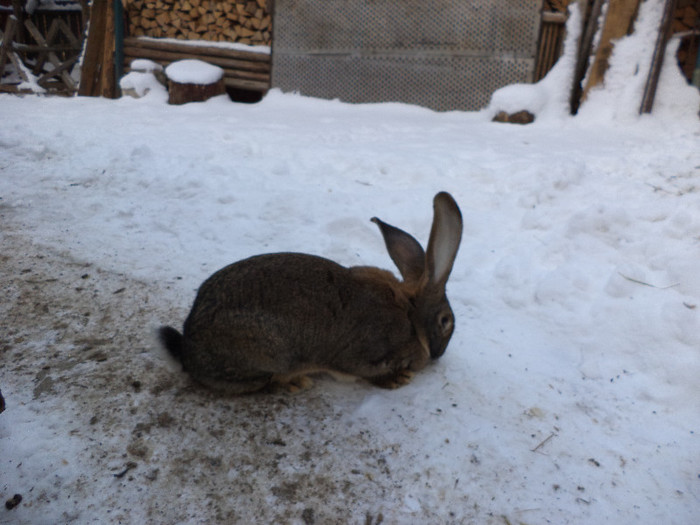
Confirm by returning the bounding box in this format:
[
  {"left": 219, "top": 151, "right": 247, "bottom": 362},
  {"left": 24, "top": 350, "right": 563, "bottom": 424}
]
[{"left": 164, "top": 59, "right": 224, "bottom": 85}]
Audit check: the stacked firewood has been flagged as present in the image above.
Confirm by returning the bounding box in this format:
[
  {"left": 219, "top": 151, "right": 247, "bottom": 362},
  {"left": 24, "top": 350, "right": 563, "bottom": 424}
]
[
  {"left": 673, "top": 0, "right": 699, "bottom": 81},
  {"left": 126, "top": 0, "right": 271, "bottom": 46},
  {"left": 672, "top": 0, "right": 698, "bottom": 33}
]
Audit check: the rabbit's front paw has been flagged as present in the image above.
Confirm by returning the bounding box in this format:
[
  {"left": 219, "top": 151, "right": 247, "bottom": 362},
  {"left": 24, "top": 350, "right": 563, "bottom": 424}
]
[
  {"left": 371, "top": 369, "right": 415, "bottom": 389},
  {"left": 271, "top": 372, "right": 315, "bottom": 393}
]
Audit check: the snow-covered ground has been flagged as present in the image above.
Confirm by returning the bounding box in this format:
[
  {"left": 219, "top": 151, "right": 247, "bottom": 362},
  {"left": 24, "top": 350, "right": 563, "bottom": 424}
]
[{"left": 1, "top": 3, "right": 700, "bottom": 523}]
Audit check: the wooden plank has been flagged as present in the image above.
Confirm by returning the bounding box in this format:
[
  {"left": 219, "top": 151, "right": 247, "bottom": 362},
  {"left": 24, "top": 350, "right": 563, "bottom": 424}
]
[
  {"left": 100, "top": 0, "right": 116, "bottom": 98},
  {"left": 30, "top": 16, "right": 60, "bottom": 75},
  {"left": 78, "top": 0, "right": 108, "bottom": 96},
  {"left": 535, "top": 21, "right": 564, "bottom": 81},
  {"left": 542, "top": 12, "right": 567, "bottom": 23},
  {"left": 0, "top": 83, "right": 36, "bottom": 94},
  {"left": 123, "top": 64, "right": 270, "bottom": 91},
  {"left": 222, "top": 75, "right": 269, "bottom": 91},
  {"left": 24, "top": 19, "right": 76, "bottom": 90},
  {"left": 8, "top": 49, "right": 31, "bottom": 84},
  {"left": 12, "top": 43, "right": 81, "bottom": 53},
  {"left": 221, "top": 68, "right": 270, "bottom": 84},
  {"left": 0, "top": 15, "right": 34, "bottom": 86},
  {"left": 124, "top": 56, "right": 270, "bottom": 84},
  {"left": 11, "top": 0, "right": 25, "bottom": 44},
  {"left": 37, "top": 55, "right": 79, "bottom": 85},
  {"left": 123, "top": 45, "right": 271, "bottom": 73},
  {"left": 581, "top": 0, "right": 642, "bottom": 101},
  {"left": 0, "top": 15, "right": 18, "bottom": 82},
  {"left": 123, "top": 35, "right": 270, "bottom": 63},
  {"left": 55, "top": 18, "right": 81, "bottom": 48}
]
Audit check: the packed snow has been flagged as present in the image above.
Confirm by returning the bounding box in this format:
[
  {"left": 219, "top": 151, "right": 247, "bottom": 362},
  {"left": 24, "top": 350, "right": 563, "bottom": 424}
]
[{"left": 1, "top": 3, "right": 699, "bottom": 523}]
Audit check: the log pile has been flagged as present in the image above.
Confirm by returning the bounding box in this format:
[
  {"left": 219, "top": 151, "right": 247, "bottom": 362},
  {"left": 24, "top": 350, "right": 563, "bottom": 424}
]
[
  {"left": 123, "top": 36, "right": 270, "bottom": 91},
  {"left": 672, "top": 0, "right": 699, "bottom": 34},
  {"left": 125, "top": 0, "right": 271, "bottom": 46}
]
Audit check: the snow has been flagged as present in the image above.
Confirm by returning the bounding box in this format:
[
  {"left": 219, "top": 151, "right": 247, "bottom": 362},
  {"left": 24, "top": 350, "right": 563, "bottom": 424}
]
[
  {"left": 120, "top": 60, "right": 167, "bottom": 99},
  {"left": 119, "top": 71, "right": 168, "bottom": 100},
  {"left": 578, "top": 0, "right": 668, "bottom": 123},
  {"left": 1, "top": 3, "right": 699, "bottom": 523},
  {"left": 128, "top": 59, "right": 164, "bottom": 74},
  {"left": 487, "top": 1, "right": 583, "bottom": 122},
  {"left": 23, "top": 0, "right": 81, "bottom": 12},
  {"left": 137, "top": 36, "right": 271, "bottom": 56},
  {"left": 164, "top": 59, "right": 224, "bottom": 85}
]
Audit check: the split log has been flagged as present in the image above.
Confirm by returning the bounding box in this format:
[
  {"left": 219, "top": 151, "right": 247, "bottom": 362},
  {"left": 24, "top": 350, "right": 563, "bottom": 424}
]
[{"left": 492, "top": 110, "right": 536, "bottom": 125}]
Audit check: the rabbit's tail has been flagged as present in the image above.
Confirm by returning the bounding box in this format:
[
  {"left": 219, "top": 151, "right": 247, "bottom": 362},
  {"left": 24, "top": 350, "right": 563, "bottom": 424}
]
[{"left": 159, "top": 325, "right": 184, "bottom": 361}]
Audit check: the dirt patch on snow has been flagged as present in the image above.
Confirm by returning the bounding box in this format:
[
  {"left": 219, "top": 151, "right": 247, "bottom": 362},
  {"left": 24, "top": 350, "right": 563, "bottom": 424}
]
[{"left": 0, "top": 214, "right": 473, "bottom": 524}]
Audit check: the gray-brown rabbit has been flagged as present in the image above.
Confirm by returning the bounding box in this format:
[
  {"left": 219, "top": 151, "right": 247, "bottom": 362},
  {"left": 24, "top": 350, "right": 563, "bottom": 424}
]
[{"left": 159, "top": 192, "right": 463, "bottom": 394}]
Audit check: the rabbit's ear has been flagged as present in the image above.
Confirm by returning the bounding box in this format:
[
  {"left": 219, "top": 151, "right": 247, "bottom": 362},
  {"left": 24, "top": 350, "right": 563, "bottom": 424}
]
[
  {"left": 425, "top": 192, "right": 463, "bottom": 288},
  {"left": 371, "top": 217, "right": 425, "bottom": 283}
]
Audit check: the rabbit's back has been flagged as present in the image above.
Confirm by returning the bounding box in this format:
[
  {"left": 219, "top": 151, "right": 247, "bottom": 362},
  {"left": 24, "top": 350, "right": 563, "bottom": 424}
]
[
  {"left": 185, "top": 253, "right": 379, "bottom": 333},
  {"left": 179, "top": 253, "right": 415, "bottom": 386}
]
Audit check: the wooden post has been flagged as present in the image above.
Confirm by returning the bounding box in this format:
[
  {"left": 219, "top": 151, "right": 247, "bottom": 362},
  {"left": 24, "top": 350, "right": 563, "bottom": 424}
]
[
  {"left": 639, "top": 0, "right": 678, "bottom": 113},
  {"left": 78, "top": 0, "right": 117, "bottom": 97},
  {"left": 113, "top": 0, "right": 125, "bottom": 95},
  {"left": 570, "top": 0, "right": 605, "bottom": 114},
  {"left": 101, "top": 0, "right": 116, "bottom": 98},
  {"left": 78, "top": 0, "right": 107, "bottom": 96}
]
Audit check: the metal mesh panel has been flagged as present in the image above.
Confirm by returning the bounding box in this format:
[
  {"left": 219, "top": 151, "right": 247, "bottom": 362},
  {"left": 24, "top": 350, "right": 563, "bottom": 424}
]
[{"left": 272, "top": 0, "right": 543, "bottom": 111}]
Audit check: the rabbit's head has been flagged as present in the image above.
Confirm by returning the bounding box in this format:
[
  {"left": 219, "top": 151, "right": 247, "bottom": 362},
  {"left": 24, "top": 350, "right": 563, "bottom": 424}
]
[{"left": 372, "top": 192, "right": 463, "bottom": 360}]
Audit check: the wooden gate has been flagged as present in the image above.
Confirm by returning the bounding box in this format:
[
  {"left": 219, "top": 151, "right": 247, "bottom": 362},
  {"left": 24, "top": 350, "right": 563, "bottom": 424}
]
[{"left": 0, "top": 0, "right": 86, "bottom": 94}]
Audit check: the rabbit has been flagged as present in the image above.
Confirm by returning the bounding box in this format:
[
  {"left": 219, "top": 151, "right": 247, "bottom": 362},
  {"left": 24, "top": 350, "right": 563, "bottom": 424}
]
[{"left": 159, "top": 191, "right": 463, "bottom": 394}]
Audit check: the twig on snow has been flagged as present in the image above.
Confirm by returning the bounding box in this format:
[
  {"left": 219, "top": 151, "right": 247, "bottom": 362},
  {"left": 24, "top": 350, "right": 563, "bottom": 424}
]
[
  {"left": 618, "top": 273, "right": 679, "bottom": 290},
  {"left": 114, "top": 461, "right": 138, "bottom": 478},
  {"left": 531, "top": 432, "right": 557, "bottom": 453}
]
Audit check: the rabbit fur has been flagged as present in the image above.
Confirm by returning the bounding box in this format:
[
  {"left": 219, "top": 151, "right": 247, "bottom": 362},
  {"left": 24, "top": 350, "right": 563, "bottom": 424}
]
[{"left": 159, "top": 192, "right": 463, "bottom": 394}]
